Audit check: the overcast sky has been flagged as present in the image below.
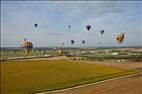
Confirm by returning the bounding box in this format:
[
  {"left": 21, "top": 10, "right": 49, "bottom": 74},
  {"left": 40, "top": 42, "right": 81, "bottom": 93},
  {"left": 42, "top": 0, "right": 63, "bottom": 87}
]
[{"left": 1, "top": 1, "right": 142, "bottom": 47}]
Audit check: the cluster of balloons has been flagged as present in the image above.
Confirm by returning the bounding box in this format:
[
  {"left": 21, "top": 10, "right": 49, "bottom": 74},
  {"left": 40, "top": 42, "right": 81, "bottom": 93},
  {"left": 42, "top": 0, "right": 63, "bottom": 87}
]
[
  {"left": 21, "top": 23, "right": 125, "bottom": 53},
  {"left": 70, "top": 40, "right": 86, "bottom": 45},
  {"left": 34, "top": 24, "right": 102, "bottom": 32},
  {"left": 86, "top": 25, "right": 105, "bottom": 35},
  {"left": 68, "top": 24, "right": 91, "bottom": 31}
]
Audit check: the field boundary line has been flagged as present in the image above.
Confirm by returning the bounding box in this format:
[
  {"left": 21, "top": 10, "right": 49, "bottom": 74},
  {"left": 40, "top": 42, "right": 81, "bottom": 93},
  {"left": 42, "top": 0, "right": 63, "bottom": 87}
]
[{"left": 35, "top": 72, "right": 141, "bottom": 94}]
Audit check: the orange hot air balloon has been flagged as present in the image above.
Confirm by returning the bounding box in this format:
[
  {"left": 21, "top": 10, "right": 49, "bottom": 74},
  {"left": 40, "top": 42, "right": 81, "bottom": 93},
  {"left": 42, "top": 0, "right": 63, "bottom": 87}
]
[{"left": 22, "top": 39, "right": 33, "bottom": 53}]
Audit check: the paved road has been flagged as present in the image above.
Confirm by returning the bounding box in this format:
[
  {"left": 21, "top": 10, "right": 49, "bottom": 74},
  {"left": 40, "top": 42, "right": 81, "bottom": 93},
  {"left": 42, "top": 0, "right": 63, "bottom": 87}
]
[{"left": 49, "top": 73, "right": 142, "bottom": 94}]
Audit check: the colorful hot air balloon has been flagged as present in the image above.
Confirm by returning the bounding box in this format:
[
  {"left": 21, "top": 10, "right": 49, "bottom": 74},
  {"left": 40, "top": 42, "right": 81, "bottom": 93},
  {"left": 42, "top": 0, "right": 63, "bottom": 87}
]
[
  {"left": 71, "top": 40, "right": 75, "bottom": 45},
  {"left": 100, "top": 30, "right": 104, "bottom": 35},
  {"left": 82, "top": 40, "right": 85, "bottom": 44},
  {"left": 22, "top": 39, "right": 33, "bottom": 53},
  {"left": 86, "top": 25, "right": 91, "bottom": 31},
  {"left": 116, "top": 33, "right": 125, "bottom": 44}
]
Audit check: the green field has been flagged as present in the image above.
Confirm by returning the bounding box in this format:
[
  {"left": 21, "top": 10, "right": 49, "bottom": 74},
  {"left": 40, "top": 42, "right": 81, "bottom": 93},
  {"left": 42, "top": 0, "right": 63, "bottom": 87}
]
[
  {"left": 1, "top": 48, "right": 142, "bottom": 62},
  {"left": 1, "top": 60, "right": 136, "bottom": 94},
  {"left": 1, "top": 50, "right": 60, "bottom": 58}
]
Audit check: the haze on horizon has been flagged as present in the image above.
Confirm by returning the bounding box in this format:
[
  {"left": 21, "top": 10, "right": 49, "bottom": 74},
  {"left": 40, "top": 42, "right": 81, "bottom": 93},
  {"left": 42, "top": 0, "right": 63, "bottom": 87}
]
[{"left": 1, "top": 1, "right": 142, "bottom": 47}]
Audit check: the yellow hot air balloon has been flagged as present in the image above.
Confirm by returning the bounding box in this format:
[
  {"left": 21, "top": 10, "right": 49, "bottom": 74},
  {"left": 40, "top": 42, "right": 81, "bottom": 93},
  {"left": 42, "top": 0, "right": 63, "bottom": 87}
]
[
  {"left": 21, "top": 39, "right": 33, "bottom": 53},
  {"left": 116, "top": 33, "right": 125, "bottom": 44}
]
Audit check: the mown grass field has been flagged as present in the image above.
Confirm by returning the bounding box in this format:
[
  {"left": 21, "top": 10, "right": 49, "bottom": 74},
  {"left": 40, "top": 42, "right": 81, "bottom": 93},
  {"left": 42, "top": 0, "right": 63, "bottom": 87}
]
[{"left": 1, "top": 60, "right": 136, "bottom": 94}]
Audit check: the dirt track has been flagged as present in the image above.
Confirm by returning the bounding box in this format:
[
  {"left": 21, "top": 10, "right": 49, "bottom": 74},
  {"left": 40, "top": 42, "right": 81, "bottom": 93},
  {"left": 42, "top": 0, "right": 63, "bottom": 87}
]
[{"left": 50, "top": 73, "right": 142, "bottom": 94}]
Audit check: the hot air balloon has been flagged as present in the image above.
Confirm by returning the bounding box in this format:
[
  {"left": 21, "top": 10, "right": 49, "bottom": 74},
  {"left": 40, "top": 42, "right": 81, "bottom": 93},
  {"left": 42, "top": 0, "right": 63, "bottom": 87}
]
[
  {"left": 100, "top": 30, "right": 104, "bottom": 35},
  {"left": 60, "top": 42, "right": 64, "bottom": 48},
  {"left": 71, "top": 40, "right": 75, "bottom": 45},
  {"left": 116, "top": 33, "right": 125, "bottom": 44},
  {"left": 86, "top": 25, "right": 91, "bottom": 31},
  {"left": 22, "top": 39, "right": 33, "bottom": 53},
  {"left": 61, "top": 42, "right": 64, "bottom": 46},
  {"left": 34, "top": 24, "right": 38, "bottom": 28},
  {"left": 82, "top": 40, "right": 85, "bottom": 44},
  {"left": 68, "top": 25, "right": 71, "bottom": 29},
  {"left": 24, "top": 38, "right": 27, "bottom": 41}
]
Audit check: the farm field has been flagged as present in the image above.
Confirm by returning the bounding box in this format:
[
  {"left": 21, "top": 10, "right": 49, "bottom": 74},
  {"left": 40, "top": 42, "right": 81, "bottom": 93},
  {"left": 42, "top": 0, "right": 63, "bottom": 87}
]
[
  {"left": 1, "top": 1, "right": 142, "bottom": 94},
  {"left": 52, "top": 73, "right": 142, "bottom": 94},
  {"left": 0, "top": 60, "right": 137, "bottom": 94}
]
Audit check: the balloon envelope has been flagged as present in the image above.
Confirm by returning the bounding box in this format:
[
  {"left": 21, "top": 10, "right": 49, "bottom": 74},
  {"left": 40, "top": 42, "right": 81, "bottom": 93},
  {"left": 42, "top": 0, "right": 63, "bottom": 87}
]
[
  {"left": 71, "top": 40, "right": 75, "bottom": 44},
  {"left": 100, "top": 30, "right": 104, "bottom": 35},
  {"left": 116, "top": 33, "right": 125, "bottom": 44},
  {"left": 24, "top": 38, "right": 27, "bottom": 42},
  {"left": 68, "top": 25, "right": 71, "bottom": 29},
  {"left": 86, "top": 25, "right": 91, "bottom": 31},
  {"left": 22, "top": 41, "right": 33, "bottom": 53},
  {"left": 34, "top": 24, "right": 38, "bottom": 27},
  {"left": 82, "top": 40, "right": 85, "bottom": 44},
  {"left": 61, "top": 42, "right": 64, "bottom": 46}
]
